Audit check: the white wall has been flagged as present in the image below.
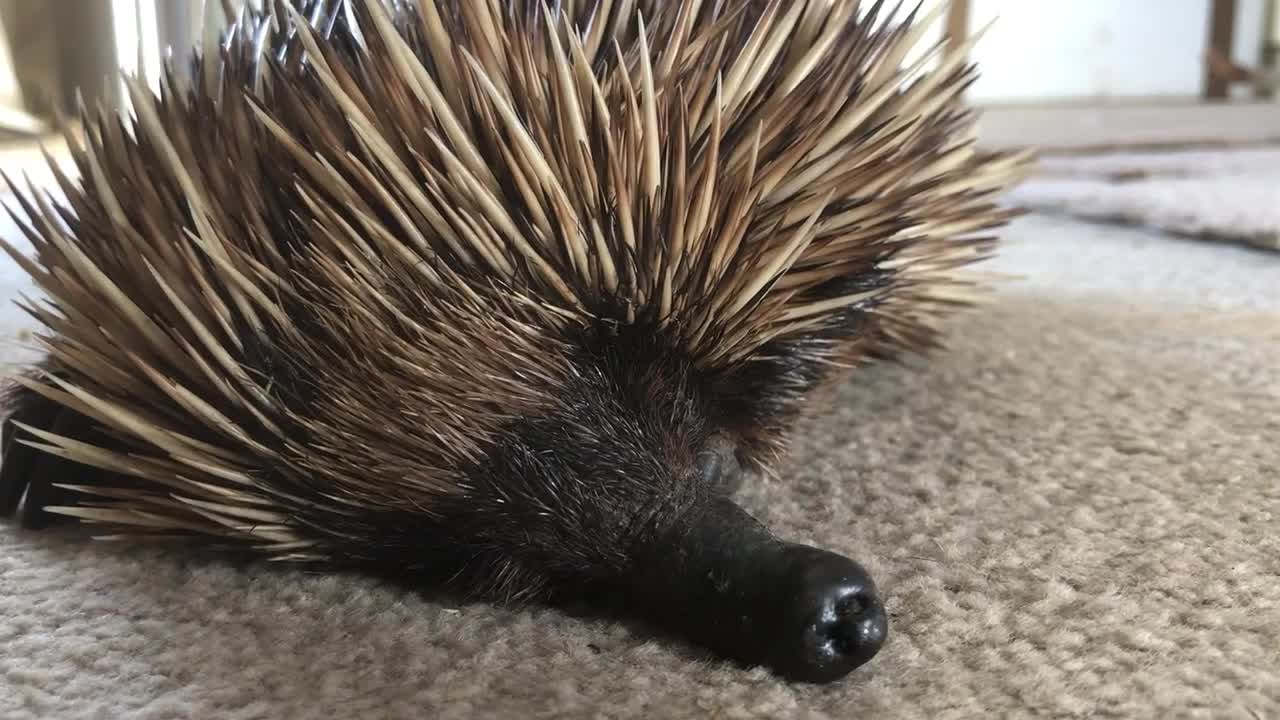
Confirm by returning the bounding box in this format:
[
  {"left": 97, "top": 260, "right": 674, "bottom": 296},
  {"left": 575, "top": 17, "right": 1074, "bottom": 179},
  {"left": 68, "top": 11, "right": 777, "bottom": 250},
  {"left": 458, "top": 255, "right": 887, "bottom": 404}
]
[
  {"left": 0, "top": 11, "right": 22, "bottom": 110},
  {"left": 963, "top": 0, "right": 1267, "bottom": 103},
  {"left": 120, "top": 0, "right": 1274, "bottom": 107}
]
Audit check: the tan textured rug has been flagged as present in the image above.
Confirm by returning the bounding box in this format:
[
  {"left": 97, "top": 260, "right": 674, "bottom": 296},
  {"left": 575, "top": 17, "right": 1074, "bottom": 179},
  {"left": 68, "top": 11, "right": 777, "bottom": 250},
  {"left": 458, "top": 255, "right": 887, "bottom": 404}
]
[
  {"left": 2, "top": 208, "right": 1278, "bottom": 718},
  {"left": 1009, "top": 146, "right": 1280, "bottom": 251}
]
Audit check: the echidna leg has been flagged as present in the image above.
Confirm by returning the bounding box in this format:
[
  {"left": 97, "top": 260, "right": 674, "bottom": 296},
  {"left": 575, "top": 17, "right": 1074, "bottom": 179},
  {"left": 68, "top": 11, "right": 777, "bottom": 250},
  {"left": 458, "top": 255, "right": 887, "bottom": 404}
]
[
  {"left": 0, "top": 382, "right": 59, "bottom": 517},
  {"left": 0, "top": 382, "right": 92, "bottom": 529}
]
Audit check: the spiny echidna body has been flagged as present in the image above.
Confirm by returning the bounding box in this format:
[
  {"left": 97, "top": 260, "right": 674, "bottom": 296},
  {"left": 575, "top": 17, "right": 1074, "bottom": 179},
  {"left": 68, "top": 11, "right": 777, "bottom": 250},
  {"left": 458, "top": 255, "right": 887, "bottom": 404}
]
[{"left": 0, "top": 0, "right": 1030, "bottom": 683}]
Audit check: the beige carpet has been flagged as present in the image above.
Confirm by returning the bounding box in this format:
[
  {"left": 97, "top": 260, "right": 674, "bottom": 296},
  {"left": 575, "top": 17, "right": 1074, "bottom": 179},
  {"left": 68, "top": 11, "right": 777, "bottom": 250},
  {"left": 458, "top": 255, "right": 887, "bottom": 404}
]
[
  {"left": 1008, "top": 145, "right": 1280, "bottom": 251},
  {"left": 1, "top": 206, "right": 1278, "bottom": 718}
]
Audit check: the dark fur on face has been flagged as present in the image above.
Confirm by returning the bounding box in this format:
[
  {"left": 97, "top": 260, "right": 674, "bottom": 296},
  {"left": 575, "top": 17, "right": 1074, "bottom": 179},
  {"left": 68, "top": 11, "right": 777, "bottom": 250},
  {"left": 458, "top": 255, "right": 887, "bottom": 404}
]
[{"left": 310, "top": 326, "right": 722, "bottom": 600}]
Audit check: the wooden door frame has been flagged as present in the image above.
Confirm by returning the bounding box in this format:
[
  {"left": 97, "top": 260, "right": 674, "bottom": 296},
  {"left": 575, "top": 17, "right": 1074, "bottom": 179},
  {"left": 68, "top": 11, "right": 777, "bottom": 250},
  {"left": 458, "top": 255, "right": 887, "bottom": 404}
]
[{"left": 1205, "top": 0, "right": 1238, "bottom": 99}]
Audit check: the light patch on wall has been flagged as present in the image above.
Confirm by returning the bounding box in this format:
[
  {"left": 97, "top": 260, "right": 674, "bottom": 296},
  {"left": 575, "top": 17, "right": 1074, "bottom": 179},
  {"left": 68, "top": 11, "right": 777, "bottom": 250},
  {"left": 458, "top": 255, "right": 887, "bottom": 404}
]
[
  {"left": 111, "top": 0, "right": 162, "bottom": 112},
  {"left": 964, "top": 0, "right": 1268, "bottom": 103}
]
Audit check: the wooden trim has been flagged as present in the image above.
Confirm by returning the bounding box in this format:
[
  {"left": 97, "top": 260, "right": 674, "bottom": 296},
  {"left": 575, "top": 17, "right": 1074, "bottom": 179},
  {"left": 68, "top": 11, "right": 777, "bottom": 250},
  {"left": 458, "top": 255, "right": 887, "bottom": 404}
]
[
  {"left": 1260, "top": 0, "right": 1279, "bottom": 99},
  {"left": 1205, "top": 0, "right": 1238, "bottom": 99}
]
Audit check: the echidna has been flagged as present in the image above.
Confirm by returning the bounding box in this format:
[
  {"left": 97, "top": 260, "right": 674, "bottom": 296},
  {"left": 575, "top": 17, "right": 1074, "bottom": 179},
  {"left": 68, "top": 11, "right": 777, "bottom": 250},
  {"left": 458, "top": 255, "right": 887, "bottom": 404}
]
[{"left": 0, "top": 0, "right": 1029, "bottom": 683}]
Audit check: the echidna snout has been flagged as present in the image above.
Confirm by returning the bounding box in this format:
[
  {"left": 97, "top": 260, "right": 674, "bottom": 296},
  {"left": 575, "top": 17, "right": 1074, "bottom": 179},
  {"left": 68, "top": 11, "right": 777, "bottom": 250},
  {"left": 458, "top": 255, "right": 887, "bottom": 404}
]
[
  {"left": 618, "top": 496, "right": 888, "bottom": 683},
  {"left": 370, "top": 340, "right": 888, "bottom": 682}
]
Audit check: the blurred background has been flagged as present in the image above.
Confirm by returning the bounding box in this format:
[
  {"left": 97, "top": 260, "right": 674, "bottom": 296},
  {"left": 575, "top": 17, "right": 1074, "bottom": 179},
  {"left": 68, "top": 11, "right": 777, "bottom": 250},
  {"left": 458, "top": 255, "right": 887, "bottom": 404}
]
[{"left": 0, "top": 1, "right": 1275, "bottom": 138}]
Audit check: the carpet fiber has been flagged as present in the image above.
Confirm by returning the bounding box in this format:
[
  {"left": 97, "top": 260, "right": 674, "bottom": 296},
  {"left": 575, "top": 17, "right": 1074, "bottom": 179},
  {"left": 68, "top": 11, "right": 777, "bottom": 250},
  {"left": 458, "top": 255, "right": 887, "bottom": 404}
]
[{"left": 2, "top": 207, "right": 1278, "bottom": 718}]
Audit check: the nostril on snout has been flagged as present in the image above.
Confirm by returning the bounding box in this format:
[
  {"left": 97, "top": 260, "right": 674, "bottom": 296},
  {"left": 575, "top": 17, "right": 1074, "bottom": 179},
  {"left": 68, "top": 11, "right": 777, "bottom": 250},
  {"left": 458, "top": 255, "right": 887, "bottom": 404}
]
[
  {"left": 836, "top": 592, "right": 865, "bottom": 620},
  {"left": 826, "top": 588, "right": 887, "bottom": 660}
]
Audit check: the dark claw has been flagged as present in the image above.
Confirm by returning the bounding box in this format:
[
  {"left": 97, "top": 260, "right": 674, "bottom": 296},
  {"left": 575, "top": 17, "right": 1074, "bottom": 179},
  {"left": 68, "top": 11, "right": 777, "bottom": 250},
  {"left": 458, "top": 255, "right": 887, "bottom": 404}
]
[
  {"left": 1, "top": 389, "right": 62, "bottom": 516},
  {"left": 21, "top": 407, "right": 89, "bottom": 529},
  {"left": 1, "top": 386, "right": 94, "bottom": 529}
]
